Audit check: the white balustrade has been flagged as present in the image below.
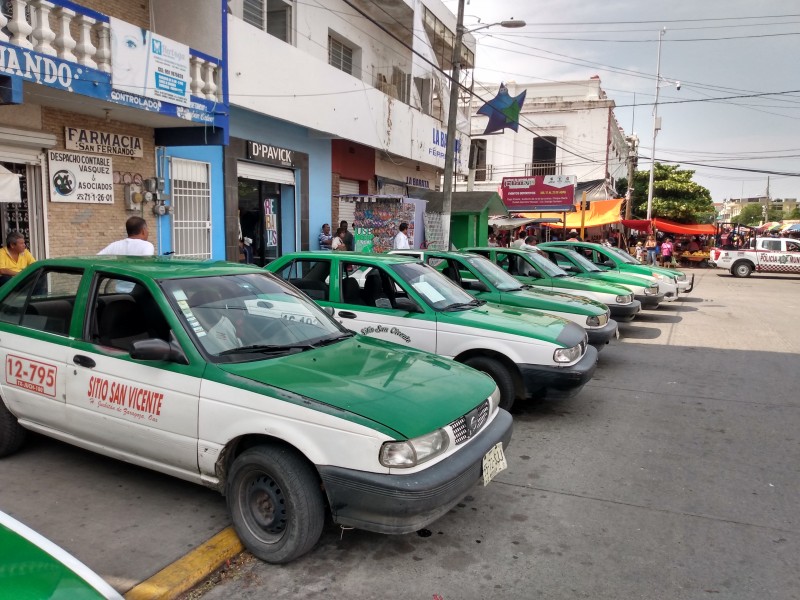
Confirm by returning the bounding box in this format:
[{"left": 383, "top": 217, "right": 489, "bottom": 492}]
[
  {"left": 74, "top": 14, "right": 97, "bottom": 69},
  {"left": 94, "top": 21, "right": 111, "bottom": 73},
  {"left": 201, "top": 61, "right": 218, "bottom": 101},
  {"left": 53, "top": 6, "right": 77, "bottom": 61},
  {"left": 31, "top": 0, "right": 57, "bottom": 55},
  {"left": 0, "top": 8, "right": 9, "bottom": 44},
  {"left": 8, "top": 0, "right": 34, "bottom": 49},
  {"left": 190, "top": 57, "right": 204, "bottom": 96}
]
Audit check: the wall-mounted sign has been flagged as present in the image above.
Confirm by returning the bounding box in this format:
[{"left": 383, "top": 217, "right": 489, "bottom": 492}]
[
  {"left": 47, "top": 150, "right": 114, "bottom": 204},
  {"left": 406, "top": 176, "right": 431, "bottom": 189},
  {"left": 247, "top": 141, "right": 296, "bottom": 168},
  {"left": 501, "top": 175, "right": 577, "bottom": 212},
  {"left": 65, "top": 127, "right": 144, "bottom": 158},
  {"left": 110, "top": 17, "right": 191, "bottom": 107},
  {"left": 264, "top": 198, "right": 278, "bottom": 247},
  {"left": 428, "top": 127, "right": 465, "bottom": 171}
]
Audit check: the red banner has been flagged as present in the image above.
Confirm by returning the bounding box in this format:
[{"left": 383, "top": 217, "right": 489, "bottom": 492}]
[{"left": 501, "top": 175, "right": 576, "bottom": 212}]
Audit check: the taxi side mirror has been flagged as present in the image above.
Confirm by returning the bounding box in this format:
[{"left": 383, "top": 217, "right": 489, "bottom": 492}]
[{"left": 131, "top": 337, "right": 189, "bottom": 365}]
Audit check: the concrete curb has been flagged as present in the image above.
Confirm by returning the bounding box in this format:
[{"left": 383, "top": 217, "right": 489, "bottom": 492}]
[{"left": 123, "top": 527, "right": 243, "bottom": 600}]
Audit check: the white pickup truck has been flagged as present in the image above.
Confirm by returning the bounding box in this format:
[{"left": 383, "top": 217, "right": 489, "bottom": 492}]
[{"left": 709, "top": 237, "right": 800, "bottom": 277}]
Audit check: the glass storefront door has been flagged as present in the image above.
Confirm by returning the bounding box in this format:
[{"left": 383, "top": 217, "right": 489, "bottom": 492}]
[{"left": 238, "top": 177, "right": 281, "bottom": 266}]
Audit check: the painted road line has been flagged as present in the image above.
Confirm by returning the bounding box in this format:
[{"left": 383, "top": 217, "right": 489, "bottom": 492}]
[{"left": 124, "top": 527, "right": 243, "bottom": 600}]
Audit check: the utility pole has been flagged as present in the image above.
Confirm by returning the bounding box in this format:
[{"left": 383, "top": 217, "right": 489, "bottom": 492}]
[{"left": 625, "top": 135, "right": 638, "bottom": 220}]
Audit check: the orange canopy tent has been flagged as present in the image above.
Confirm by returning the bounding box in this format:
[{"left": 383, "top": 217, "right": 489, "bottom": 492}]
[
  {"left": 520, "top": 199, "right": 624, "bottom": 229},
  {"left": 651, "top": 218, "right": 716, "bottom": 235}
]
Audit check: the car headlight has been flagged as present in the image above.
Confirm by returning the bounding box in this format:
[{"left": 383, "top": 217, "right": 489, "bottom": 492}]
[
  {"left": 586, "top": 315, "right": 600, "bottom": 327},
  {"left": 615, "top": 294, "right": 632, "bottom": 304},
  {"left": 644, "top": 285, "right": 658, "bottom": 295},
  {"left": 489, "top": 386, "right": 501, "bottom": 413},
  {"left": 676, "top": 273, "right": 686, "bottom": 281},
  {"left": 554, "top": 344, "right": 583, "bottom": 363},
  {"left": 380, "top": 429, "right": 449, "bottom": 468}
]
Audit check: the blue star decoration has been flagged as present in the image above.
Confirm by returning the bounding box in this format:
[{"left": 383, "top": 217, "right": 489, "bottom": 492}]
[{"left": 477, "top": 84, "right": 526, "bottom": 135}]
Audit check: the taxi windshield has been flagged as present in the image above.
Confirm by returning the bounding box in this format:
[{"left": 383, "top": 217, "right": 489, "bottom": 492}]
[
  {"left": 606, "top": 247, "right": 639, "bottom": 264},
  {"left": 522, "top": 251, "right": 570, "bottom": 277},
  {"left": 465, "top": 255, "right": 523, "bottom": 291},
  {"left": 161, "top": 273, "right": 347, "bottom": 361},
  {"left": 391, "top": 262, "right": 479, "bottom": 311},
  {"left": 557, "top": 249, "right": 602, "bottom": 272}
]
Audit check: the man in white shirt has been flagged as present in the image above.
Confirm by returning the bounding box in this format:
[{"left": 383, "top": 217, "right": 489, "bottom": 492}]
[
  {"left": 510, "top": 230, "right": 526, "bottom": 249},
  {"left": 393, "top": 222, "right": 410, "bottom": 250},
  {"left": 98, "top": 216, "right": 155, "bottom": 255}
]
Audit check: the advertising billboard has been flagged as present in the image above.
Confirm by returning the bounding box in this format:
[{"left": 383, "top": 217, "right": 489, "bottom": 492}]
[{"left": 501, "top": 175, "right": 577, "bottom": 212}]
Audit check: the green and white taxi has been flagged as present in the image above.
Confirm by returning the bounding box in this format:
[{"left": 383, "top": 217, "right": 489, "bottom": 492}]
[
  {"left": 540, "top": 241, "right": 692, "bottom": 299},
  {"left": 0, "top": 510, "right": 122, "bottom": 599},
  {"left": 267, "top": 252, "right": 598, "bottom": 411},
  {"left": 389, "top": 249, "right": 618, "bottom": 348},
  {"left": 0, "top": 257, "right": 512, "bottom": 564},
  {"left": 462, "top": 246, "right": 645, "bottom": 320}
]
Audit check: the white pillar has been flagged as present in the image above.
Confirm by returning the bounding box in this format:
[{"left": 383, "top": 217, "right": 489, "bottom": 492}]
[
  {"left": 8, "top": 0, "right": 34, "bottom": 49},
  {"left": 74, "top": 15, "right": 97, "bottom": 69},
  {"left": 190, "top": 56, "right": 204, "bottom": 97},
  {"left": 31, "top": 0, "right": 57, "bottom": 56},
  {"left": 94, "top": 21, "right": 111, "bottom": 73},
  {"left": 0, "top": 7, "right": 9, "bottom": 44},
  {"left": 202, "top": 62, "right": 217, "bottom": 101},
  {"left": 53, "top": 6, "right": 77, "bottom": 62}
]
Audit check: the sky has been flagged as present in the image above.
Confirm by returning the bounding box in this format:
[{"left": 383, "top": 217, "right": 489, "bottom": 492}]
[{"left": 442, "top": 0, "right": 800, "bottom": 203}]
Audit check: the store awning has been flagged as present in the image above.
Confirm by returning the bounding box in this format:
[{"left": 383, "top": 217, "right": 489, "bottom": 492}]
[
  {"left": 489, "top": 216, "right": 562, "bottom": 230},
  {"left": 521, "top": 199, "right": 624, "bottom": 229},
  {"left": 652, "top": 218, "right": 716, "bottom": 235}
]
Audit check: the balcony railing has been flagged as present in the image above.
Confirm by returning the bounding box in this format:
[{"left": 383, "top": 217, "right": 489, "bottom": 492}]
[
  {"left": 525, "top": 162, "right": 563, "bottom": 177},
  {"left": 0, "top": 0, "right": 223, "bottom": 102}
]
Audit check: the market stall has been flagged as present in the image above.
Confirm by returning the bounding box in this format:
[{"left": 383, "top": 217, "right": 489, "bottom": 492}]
[{"left": 338, "top": 194, "right": 426, "bottom": 253}]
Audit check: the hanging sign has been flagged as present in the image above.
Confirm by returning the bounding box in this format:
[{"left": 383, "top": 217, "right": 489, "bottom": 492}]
[
  {"left": 47, "top": 150, "right": 114, "bottom": 204},
  {"left": 501, "top": 175, "right": 577, "bottom": 212},
  {"left": 65, "top": 127, "right": 144, "bottom": 157}
]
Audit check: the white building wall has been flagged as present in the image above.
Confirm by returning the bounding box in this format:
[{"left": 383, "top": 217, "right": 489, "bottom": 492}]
[{"left": 466, "top": 80, "right": 629, "bottom": 192}]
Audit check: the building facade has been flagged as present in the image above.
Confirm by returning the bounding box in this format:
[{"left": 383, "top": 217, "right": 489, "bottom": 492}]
[
  {"left": 0, "top": 0, "right": 228, "bottom": 259},
  {"left": 462, "top": 78, "right": 630, "bottom": 202}
]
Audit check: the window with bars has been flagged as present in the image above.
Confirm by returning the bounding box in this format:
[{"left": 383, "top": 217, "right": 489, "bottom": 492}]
[
  {"left": 328, "top": 35, "right": 353, "bottom": 75},
  {"left": 242, "top": 0, "right": 292, "bottom": 43}
]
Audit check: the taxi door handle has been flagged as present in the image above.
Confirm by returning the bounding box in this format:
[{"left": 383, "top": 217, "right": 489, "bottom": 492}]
[
  {"left": 338, "top": 311, "right": 357, "bottom": 319},
  {"left": 73, "top": 355, "right": 96, "bottom": 369}
]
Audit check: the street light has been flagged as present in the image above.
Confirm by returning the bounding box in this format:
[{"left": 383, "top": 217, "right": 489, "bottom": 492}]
[
  {"left": 440, "top": 1, "right": 525, "bottom": 248},
  {"left": 645, "top": 27, "right": 680, "bottom": 221}
]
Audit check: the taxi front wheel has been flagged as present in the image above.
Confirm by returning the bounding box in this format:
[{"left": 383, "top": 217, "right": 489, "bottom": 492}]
[
  {"left": 0, "top": 398, "right": 26, "bottom": 458},
  {"left": 227, "top": 445, "right": 325, "bottom": 564},
  {"left": 463, "top": 356, "right": 516, "bottom": 411}
]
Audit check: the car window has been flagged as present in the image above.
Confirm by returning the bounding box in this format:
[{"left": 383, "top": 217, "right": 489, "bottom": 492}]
[
  {"left": 89, "top": 275, "right": 171, "bottom": 351},
  {"left": 340, "top": 261, "right": 420, "bottom": 311},
  {"left": 0, "top": 268, "right": 82, "bottom": 336},
  {"left": 787, "top": 241, "right": 800, "bottom": 252},
  {"left": 551, "top": 249, "right": 601, "bottom": 272},
  {"left": 276, "top": 259, "right": 331, "bottom": 301},
  {"left": 161, "top": 273, "right": 345, "bottom": 361},
  {"left": 390, "top": 262, "right": 475, "bottom": 310},
  {"left": 521, "top": 251, "right": 568, "bottom": 277},
  {"left": 606, "top": 247, "right": 638, "bottom": 264},
  {"left": 761, "top": 239, "right": 781, "bottom": 251},
  {"left": 464, "top": 256, "right": 522, "bottom": 291}
]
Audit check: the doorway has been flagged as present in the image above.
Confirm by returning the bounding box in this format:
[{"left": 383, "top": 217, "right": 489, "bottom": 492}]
[
  {"left": 1, "top": 161, "right": 45, "bottom": 259},
  {"left": 238, "top": 177, "right": 281, "bottom": 266}
]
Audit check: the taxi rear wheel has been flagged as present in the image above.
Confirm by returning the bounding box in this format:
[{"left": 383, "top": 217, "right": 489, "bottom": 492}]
[
  {"left": 227, "top": 445, "right": 325, "bottom": 564},
  {"left": 463, "top": 357, "right": 516, "bottom": 411},
  {"left": 0, "top": 399, "right": 26, "bottom": 457},
  {"left": 731, "top": 261, "right": 753, "bottom": 278}
]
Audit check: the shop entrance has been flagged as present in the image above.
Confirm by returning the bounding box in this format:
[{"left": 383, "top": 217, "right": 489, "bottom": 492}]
[
  {"left": 0, "top": 161, "right": 45, "bottom": 260},
  {"left": 238, "top": 178, "right": 281, "bottom": 266}
]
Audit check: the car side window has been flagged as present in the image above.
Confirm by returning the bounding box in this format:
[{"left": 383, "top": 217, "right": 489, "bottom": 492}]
[
  {"left": 761, "top": 240, "right": 781, "bottom": 251},
  {"left": 89, "top": 276, "right": 171, "bottom": 352},
  {"left": 0, "top": 268, "right": 82, "bottom": 336},
  {"left": 787, "top": 241, "right": 800, "bottom": 252},
  {"left": 277, "top": 259, "right": 331, "bottom": 301}
]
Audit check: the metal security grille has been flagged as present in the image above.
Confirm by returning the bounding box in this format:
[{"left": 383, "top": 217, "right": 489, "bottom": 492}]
[{"left": 171, "top": 158, "right": 211, "bottom": 259}]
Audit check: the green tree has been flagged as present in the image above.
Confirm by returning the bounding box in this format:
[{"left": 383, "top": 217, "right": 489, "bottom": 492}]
[
  {"left": 618, "top": 163, "right": 714, "bottom": 222},
  {"left": 735, "top": 203, "right": 782, "bottom": 225},
  {"left": 785, "top": 206, "right": 800, "bottom": 219}
]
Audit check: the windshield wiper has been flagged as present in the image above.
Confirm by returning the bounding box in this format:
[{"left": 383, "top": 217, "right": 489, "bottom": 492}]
[
  {"left": 442, "top": 299, "right": 485, "bottom": 311},
  {"left": 315, "top": 331, "right": 355, "bottom": 347},
  {"left": 217, "top": 343, "right": 317, "bottom": 356}
]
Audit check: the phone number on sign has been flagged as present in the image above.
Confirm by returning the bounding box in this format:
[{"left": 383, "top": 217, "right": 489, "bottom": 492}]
[
  {"left": 76, "top": 193, "right": 113, "bottom": 203},
  {"left": 5, "top": 355, "right": 57, "bottom": 397}
]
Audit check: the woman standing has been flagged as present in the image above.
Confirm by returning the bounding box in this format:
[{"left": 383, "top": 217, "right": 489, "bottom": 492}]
[{"left": 644, "top": 235, "right": 657, "bottom": 266}]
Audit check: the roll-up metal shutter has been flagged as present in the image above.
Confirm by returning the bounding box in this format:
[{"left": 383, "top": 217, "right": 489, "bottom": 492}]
[{"left": 237, "top": 161, "right": 295, "bottom": 185}]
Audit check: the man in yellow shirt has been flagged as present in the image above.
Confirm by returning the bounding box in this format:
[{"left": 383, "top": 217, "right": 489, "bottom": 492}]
[{"left": 0, "top": 231, "right": 36, "bottom": 284}]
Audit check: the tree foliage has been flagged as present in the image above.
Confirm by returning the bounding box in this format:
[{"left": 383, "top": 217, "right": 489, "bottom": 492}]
[
  {"left": 617, "top": 163, "right": 714, "bottom": 223},
  {"left": 735, "top": 203, "right": 783, "bottom": 226}
]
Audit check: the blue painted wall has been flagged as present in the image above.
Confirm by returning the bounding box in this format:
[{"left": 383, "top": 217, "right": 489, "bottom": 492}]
[
  {"left": 158, "top": 145, "right": 226, "bottom": 259},
  {"left": 230, "top": 107, "right": 332, "bottom": 252}
]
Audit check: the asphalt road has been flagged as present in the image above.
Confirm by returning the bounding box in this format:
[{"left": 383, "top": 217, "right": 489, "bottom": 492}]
[{"left": 1, "top": 268, "right": 798, "bottom": 598}]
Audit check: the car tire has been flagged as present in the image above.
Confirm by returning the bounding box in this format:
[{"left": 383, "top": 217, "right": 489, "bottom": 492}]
[
  {"left": 0, "top": 398, "right": 26, "bottom": 457},
  {"left": 731, "top": 261, "right": 753, "bottom": 278},
  {"left": 227, "top": 445, "right": 325, "bottom": 564},
  {"left": 463, "top": 356, "right": 516, "bottom": 411}
]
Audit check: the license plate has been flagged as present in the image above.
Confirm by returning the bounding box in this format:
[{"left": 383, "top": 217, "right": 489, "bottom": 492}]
[{"left": 482, "top": 442, "right": 507, "bottom": 486}]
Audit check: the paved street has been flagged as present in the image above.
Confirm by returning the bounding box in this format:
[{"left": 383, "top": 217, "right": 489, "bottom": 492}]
[{"left": 1, "top": 268, "right": 799, "bottom": 598}]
